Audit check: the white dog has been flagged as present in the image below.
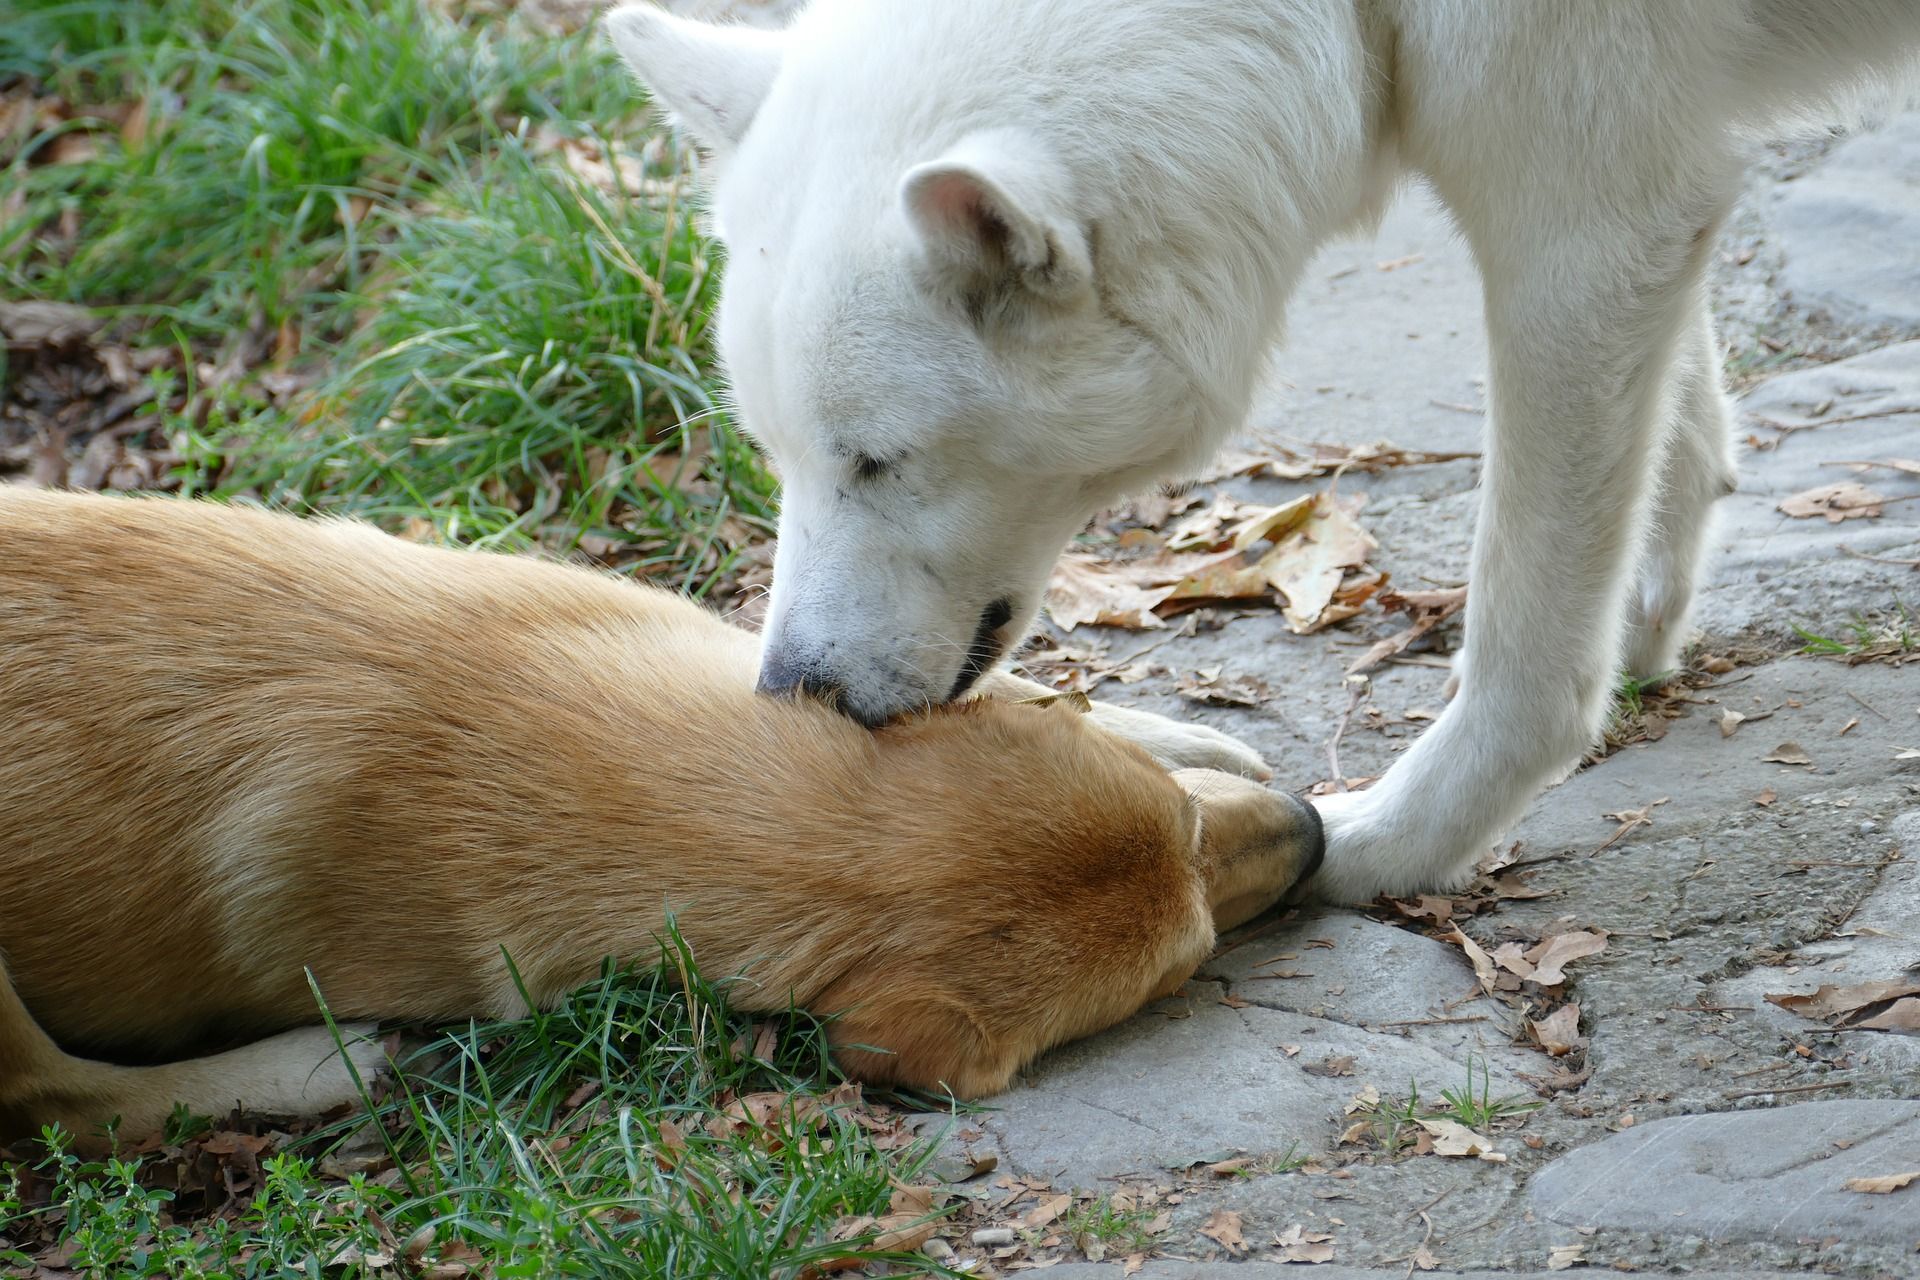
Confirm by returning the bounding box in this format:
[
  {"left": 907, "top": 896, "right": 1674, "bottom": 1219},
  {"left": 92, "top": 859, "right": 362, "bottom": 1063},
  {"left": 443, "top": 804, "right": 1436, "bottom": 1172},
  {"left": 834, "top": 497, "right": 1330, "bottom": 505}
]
[{"left": 606, "top": 0, "right": 1919, "bottom": 900}]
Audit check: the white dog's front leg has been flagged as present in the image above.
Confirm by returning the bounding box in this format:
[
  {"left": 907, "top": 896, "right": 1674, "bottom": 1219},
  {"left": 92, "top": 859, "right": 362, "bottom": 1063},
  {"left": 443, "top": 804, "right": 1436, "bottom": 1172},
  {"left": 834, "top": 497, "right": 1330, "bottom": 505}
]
[
  {"left": 1621, "top": 304, "right": 1739, "bottom": 679},
  {"left": 1308, "top": 158, "right": 1738, "bottom": 900}
]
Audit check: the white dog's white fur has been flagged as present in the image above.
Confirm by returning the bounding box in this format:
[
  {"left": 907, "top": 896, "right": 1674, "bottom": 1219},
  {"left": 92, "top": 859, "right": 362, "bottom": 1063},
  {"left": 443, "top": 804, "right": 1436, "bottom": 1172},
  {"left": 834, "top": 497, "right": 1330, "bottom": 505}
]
[{"left": 606, "top": 0, "right": 1920, "bottom": 900}]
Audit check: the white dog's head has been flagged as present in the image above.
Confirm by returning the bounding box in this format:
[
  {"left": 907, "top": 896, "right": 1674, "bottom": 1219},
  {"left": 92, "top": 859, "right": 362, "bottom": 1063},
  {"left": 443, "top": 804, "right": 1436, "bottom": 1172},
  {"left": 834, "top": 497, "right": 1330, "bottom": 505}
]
[{"left": 606, "top": 5, "right": 1234, "bottom": 724}]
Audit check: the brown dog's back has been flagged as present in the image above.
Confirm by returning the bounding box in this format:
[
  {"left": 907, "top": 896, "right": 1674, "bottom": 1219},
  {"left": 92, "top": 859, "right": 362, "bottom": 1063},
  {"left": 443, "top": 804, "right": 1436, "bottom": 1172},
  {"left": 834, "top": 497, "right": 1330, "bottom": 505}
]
[{"left": 0, "top": 490, "right": 1313, "bottom": 1133}]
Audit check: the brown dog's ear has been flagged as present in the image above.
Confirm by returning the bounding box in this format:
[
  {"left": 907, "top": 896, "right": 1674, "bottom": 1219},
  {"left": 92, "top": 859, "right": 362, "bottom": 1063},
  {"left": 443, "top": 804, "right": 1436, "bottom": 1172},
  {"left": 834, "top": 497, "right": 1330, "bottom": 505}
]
[
  {"left": 824, "top": 983, "right": 1018, "bottom": 1101},
  {"left": 1173, "top": 770, "right": 1324, "bottom": 930}
]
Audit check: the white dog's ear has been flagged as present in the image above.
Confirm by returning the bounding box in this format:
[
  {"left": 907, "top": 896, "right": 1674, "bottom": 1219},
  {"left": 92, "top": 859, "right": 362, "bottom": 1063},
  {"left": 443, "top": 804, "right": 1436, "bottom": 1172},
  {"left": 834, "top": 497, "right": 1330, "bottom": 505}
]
[
  {"left": 603, "top": 5, "right": 783, "bottom": 154},
  {"left": 901, "top": 131, "right": 1092, "bottom": 312}
]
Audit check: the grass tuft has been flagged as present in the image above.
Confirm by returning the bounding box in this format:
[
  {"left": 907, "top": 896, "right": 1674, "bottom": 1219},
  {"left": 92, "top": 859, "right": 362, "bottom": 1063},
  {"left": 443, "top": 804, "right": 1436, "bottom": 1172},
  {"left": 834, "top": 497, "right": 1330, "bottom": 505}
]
[
  {"left": 2, "top": 934, "right": 952, "bottom": 1277},
  {"left": 3, "top": 0, "right": 772, "bottom": 589}
]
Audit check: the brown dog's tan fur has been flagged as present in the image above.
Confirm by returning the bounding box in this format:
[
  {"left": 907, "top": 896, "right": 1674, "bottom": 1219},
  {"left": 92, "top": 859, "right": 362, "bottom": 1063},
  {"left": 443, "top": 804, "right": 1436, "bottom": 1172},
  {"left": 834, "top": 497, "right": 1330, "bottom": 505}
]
[{"left": 0, "top": 490, "right": 1318, "bottom": 1144}]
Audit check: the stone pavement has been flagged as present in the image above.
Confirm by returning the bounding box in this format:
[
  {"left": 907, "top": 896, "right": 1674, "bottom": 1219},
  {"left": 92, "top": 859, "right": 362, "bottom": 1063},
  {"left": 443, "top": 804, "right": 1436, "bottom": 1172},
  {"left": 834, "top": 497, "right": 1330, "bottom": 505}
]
[{"left": 931, "top": 111, "right": 1920, "bottom": 1277}]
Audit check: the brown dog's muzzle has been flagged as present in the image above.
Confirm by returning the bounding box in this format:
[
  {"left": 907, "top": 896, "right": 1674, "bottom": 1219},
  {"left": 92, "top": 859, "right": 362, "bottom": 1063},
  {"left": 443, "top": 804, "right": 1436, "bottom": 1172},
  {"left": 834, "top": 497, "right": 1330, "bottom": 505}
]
[{"left": 1172, "top": 769, "right": 1325, "bottom": 930}]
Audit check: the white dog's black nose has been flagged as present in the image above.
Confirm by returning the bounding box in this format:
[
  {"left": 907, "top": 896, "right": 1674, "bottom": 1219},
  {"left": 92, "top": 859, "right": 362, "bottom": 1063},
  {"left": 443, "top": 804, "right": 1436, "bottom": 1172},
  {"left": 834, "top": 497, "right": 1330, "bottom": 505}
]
[{"left": 757, "top": 647, "right": 843, "bottom": 705}]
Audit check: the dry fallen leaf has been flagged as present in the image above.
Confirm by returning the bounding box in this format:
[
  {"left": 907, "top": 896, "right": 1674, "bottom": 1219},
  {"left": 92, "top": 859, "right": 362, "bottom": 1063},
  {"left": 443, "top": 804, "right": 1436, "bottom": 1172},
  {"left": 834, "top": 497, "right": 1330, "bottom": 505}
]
[
  {"left": 1778, "top": 482, "right": 1886, "bottom": 523},
  {"left": 1595, "top": 798, "right": 1668, "bottom": 852},
  {"left": 1843, "top": 1171, "right": 1920, "bottom": 1194},
  {"left": 1273, "top": 1224, "right": 1335, "bottom": 1264},
  {"left": 1529, "top": 1003, "right": 1585, "bottom": 1057},
  {"left": 1023, "top": 1192, "right": 1072, "bottom": 1230},
  {"left": 1302, "top": 1054, "right": 1358, "bottom": 1079},
  {"left": 1547, "top": 1242, "right": 1586, "bottom": 1271},
  {"left": 1199, "top": 1208, "right": 1246, "bottom": 1254},
  {"left": 1492, "top": 941, "right": 1536, "bottom": 979},
  {"left": 1347, "top": 584, "right": 1467, "bottom": 676},
  {"left": 1523, "top": 930, "right": 1609, "bottom": 986},
  {"left": 1763, "top": 741, "right": 1814, "bottom": 766},
  {"left": 1444, "top": 926, "right": 1500, "bottom": 996},
  {"left": 1416, "top": 1118, "right": 1505, "bottom": 1162},
  {"left": 1766, "top": 979, "right": 1920, "bottom": 1033},
  {"left": 1211, "top": 438, "right": 1480, "bottom": 483},
  {"left": 1045, "top": 553, "right": 1175, "bottom": 630},
  {"left": 1857, "top": 998, "right": 1920, "bottom": 1032}
]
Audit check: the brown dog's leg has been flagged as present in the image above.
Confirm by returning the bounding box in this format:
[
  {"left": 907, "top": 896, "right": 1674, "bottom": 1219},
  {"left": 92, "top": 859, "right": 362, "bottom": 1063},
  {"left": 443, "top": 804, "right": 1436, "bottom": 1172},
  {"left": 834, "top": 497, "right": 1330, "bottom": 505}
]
[
  {"left": 1172, "top": 769, "right": 1324, "bottom": 930},
  {"left": 0, "top": 959, "right": 385, "bottom": 1149}
]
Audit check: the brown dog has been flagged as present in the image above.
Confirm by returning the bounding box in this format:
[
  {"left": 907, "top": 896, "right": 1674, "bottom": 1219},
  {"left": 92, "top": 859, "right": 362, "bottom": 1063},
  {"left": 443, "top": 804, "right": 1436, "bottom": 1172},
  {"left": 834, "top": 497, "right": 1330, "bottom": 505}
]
[{"left": 0, "top": 490, "right": 1320, "bottom": 1145}]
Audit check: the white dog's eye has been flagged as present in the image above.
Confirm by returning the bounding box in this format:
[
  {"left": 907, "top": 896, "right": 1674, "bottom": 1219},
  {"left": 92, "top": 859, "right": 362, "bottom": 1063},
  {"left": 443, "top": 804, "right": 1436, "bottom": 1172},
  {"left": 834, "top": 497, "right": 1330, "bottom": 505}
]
[{"left": 850, "top": 453, "right": 895, "bottom": 481}]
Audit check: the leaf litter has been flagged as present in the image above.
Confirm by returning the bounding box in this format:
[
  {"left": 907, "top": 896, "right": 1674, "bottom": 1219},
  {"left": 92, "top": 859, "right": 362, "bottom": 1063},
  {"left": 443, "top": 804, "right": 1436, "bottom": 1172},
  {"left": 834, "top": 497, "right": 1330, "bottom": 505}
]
[
  {"left": 1045, "top": 488, "right": 1382, "bottom": 635},
  {"left": 1766, "top": 979, "right": 1920, "bottom": 1035}
]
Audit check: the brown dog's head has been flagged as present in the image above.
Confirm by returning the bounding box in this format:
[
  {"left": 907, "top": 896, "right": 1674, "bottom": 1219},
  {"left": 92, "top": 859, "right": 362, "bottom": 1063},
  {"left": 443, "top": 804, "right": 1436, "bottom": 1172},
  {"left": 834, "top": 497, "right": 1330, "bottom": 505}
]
[{"left": 813, "top": 701, "right": 1321, "bottom": 1098}]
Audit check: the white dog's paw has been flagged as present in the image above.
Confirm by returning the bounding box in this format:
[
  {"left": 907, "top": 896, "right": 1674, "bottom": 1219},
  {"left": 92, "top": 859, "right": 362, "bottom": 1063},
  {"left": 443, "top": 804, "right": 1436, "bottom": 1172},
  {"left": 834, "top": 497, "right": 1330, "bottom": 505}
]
[
  {"left": 1085, "top": 701, "right": 1272, "bottom": 779},
  {"left": 1301, "top": 788, "right": 1479, "bottom": 904}
]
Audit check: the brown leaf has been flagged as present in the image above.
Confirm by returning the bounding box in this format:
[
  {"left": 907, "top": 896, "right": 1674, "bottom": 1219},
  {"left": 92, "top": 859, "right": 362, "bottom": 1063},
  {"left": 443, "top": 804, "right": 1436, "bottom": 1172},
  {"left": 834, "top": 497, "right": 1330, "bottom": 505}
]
[
  {"left": 1226, "top": 493, "right": 1317, "bottom": 550},
  {"left": 1522, "top": 930, "right": 1609, "bottom": 986},
  {"left": 1389, "top": 894, "right": 1455, "bottom": 927},
  {"left": 1199, "top": 1208, "right": 1246, "bottom": 1254},
  {"left": 1547, "top": 1242, "right": 1586, "bottom": 1271},
  {"left": 1257, "top": 492, "right": 1379, "bottom": 633},
  {"left": 1045, "top": 553, "right": 1173, "bottom": 630},
  {"left": 1202, "top": 439, "right": 1479, "bottom": 485},
  {"left": 1023, "top": 1192, "right": 1072, "bottom": 1230},
  {"left": 1763, "top": 741, "right": 1814, "bottom": 766},
  {"left": 1347, "top": 584, "right": 1467, "bottom": 676},
  {"left": 1778, "top": 482, "right": 1885, "bottom": 523},
  {"left": 1754, "top": 786, "right": 1778, "bottom": 807},
  {"left": 1301, "top": 1054, "right": 1357, "bottom": 1078},
  {"left": 1492, "top": 941, "right": 1536, "bottom": 979},
  {"left": 1843, "top": 1171, "right": 1920, "bottom": 1194},
  {"left": 1595, "top": 798, "right": 1668, "bottom": 852},
  {"left": 1444, "top": 926, "right": 1499, "bottom": 996},
  {"left": 1416, "top": 1118, "right": 1504, "bottom": 1162},
  {"left": 1272, "top": 1223, "right": 1335, "bottom": 1264},
  {"left": 1767, "top": 979, "right": 1920, "bottom": 1033},
  {"left": 1176, "top": 669, "right": 1271, "bottom": 707},
  {"left": 1529, "top": 1003, "right": 1584, "bottom": 1057},
  {"left": 1855, "top": 997, "right": 1920, "bottom": 1032}
]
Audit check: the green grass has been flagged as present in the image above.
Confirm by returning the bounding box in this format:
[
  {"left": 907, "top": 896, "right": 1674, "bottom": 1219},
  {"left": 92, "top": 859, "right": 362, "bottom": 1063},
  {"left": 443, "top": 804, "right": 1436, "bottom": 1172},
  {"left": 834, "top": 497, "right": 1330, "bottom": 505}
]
[
  {"left": 1348, "top": 1060, "right": 1540, "bottom": 1157},
  {"left": 1611, "top": 669, "right": 1674, "bottom": 722},
  {"left": 1430, "top": 1057, "right": 1542, "bottom": 1130},
  {"left": 1794, "top": 600, "right": 1919, "bottom": 662},
  {"left": 1, "top": 0, "right": 773, "bottom": 591},
  {"left": 2, "top": 938, "right": 957, "bottom": 1278},
  {"left": 1061, "top": 1198, "right": 1159, "bottom": 1257}
]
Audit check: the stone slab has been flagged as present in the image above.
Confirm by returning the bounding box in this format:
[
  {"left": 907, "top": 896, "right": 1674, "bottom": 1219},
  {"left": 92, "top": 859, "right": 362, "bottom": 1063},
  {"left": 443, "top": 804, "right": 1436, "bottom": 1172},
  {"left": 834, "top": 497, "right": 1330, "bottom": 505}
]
[
  {"left": 1526, "top": 1100, "right": 1920, "bottom": 1246},
  {"left": 979, "top": 974, "right": 1531, "bottom": 1190},
  {"left": 1774, "top": 110, "right": 1920, "bottom": 333}
]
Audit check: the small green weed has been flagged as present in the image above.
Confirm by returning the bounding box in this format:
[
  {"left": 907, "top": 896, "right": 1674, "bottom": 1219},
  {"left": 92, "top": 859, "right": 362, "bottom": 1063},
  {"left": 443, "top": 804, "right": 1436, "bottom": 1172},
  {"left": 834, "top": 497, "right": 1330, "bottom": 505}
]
[
  {"left": 1062, "top": 1197, "right": 1159, "bottom": 1255},
  {"left": 1349, "top": 1059, "right": 1540, "bottom": 1157},
  {"left": 1430, "top": 1056, "right": 1542, "bottom": 1130},
  {"left": 1794, "top": 600, "right": 1919, "bottom": 662}
]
